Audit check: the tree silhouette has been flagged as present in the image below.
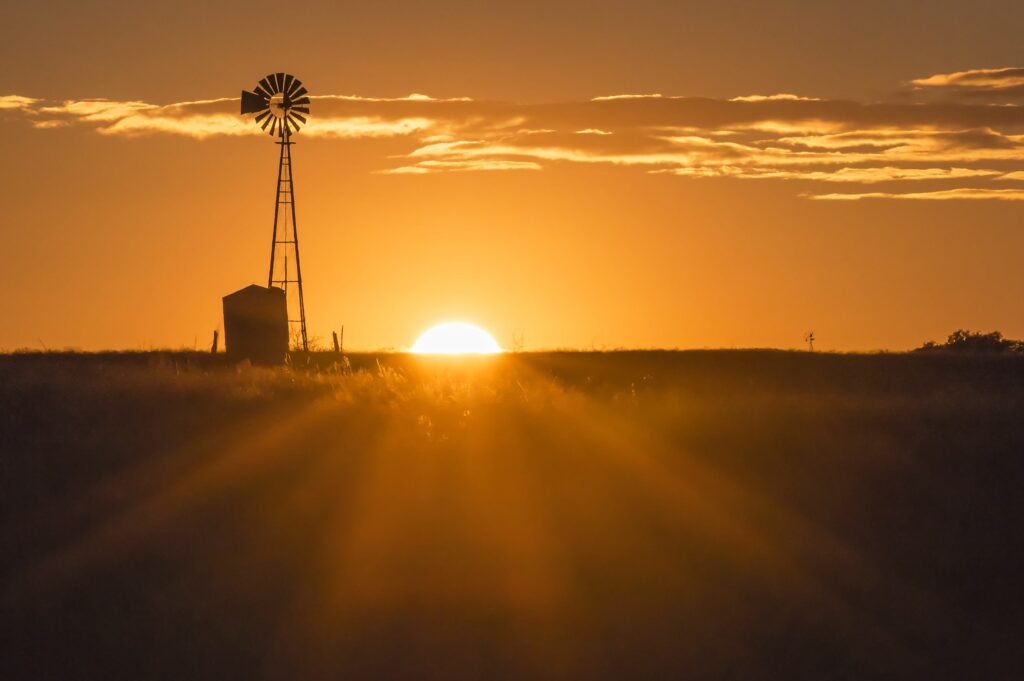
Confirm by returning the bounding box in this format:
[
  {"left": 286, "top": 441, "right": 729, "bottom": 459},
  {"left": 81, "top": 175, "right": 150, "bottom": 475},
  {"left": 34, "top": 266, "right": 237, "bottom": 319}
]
[{"left": 917, "top": 329, "right": 1024, "bottom": 353}]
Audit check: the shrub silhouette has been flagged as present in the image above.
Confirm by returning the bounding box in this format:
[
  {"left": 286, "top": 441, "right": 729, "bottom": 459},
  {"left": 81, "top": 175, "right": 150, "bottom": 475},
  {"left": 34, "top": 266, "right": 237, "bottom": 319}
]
[{"left": 918, "top": 329, "right": 1024, "bottom": 353}]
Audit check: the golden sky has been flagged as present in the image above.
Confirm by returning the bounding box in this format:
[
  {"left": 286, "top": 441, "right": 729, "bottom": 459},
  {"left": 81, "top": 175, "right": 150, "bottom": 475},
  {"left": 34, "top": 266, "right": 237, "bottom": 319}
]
[{"left": 2, "top": 0, "right": 1023, "bottom": 351}]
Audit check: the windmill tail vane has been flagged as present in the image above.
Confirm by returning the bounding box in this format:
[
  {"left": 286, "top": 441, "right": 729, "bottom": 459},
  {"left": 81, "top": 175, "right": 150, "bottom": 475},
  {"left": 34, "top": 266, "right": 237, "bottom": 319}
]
[{"left": 240, "top": 73, "right": 311, "bottom": 351}]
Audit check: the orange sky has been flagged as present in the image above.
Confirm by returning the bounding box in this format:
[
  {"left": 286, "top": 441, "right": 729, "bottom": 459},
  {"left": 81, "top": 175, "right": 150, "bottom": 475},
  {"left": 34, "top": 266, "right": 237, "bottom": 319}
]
[{"left": 2, "top": 0, "right": 1023, "bottom": 351}]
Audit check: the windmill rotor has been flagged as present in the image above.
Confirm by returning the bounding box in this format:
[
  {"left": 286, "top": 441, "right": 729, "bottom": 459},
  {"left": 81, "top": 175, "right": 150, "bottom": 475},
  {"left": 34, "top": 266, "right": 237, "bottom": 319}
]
[{"left": 240, "top": 72, "right": 310, "bottom": 137}]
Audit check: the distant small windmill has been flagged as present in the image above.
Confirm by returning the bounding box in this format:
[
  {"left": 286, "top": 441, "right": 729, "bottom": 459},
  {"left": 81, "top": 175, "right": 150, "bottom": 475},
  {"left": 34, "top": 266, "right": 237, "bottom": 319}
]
[
  {"left": 240, "top": 73, "right": 312, "bottom": 351},
  {"left": 805, "top": 331, "right": 815, "bottom": 351}
]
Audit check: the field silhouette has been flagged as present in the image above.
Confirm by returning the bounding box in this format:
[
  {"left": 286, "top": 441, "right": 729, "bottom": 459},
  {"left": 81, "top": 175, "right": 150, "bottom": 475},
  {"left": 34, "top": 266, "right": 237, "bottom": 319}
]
[{"left": 2, "top": 350, "right": 1022, "bottom": 680}]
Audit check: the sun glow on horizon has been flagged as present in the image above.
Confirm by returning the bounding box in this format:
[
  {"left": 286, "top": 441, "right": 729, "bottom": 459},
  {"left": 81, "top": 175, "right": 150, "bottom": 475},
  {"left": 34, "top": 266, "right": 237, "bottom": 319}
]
[{"left": 411, "top": 322, "right": 502, "bottom": 354}]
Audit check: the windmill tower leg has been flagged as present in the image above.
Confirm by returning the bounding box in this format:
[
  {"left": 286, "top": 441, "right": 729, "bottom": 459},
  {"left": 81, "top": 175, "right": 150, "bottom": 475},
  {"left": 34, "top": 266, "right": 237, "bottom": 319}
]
[
  {"left": 267, "top": 127, "right": 308, "bottom": 351},
  {"left": 289, "top": 134, "right": 308, "bottom": 353}
]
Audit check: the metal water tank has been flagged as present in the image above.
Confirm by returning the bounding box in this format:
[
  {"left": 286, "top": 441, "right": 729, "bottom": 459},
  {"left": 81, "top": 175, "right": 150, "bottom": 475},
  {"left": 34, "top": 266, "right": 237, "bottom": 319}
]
[{"left": 222, "top": 285, "right": 288, "bottom": 365}]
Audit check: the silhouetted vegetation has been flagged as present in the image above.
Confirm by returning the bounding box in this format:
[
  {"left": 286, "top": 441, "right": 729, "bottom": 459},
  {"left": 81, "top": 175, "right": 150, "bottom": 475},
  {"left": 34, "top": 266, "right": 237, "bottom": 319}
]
[
  {"left": 2, "top": 351, "right": 1022, "bottom": 680},
  {"left": 917, "top": 328, "right": 1024, "bottom": 354}
]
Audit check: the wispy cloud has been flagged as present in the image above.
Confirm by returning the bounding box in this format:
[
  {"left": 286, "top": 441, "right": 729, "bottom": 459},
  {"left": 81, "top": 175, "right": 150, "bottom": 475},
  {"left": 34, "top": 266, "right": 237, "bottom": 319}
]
[
  {"left": 39, "top": 99, "right": 156, "bottom": 121},
  {"left": 811, "top": 188, "right": 1024, "bottom": 201},
  {"left": 305, "top": 117, "right": 435, "bottom": 138},
  {"left": 591, "top": 94, "right": 663, "bottom": 101},
  {"left": 657, "top": 166, "right": 1002, "bottom": 183},
  {"left": 0, "top": 95, "right": 39, "bottom": 110},
  {"left": 729, "top": 94, "right": 820, "bottom": 102},
  {"left": 909, "top": 67, "right": 1024, "bottom": 101},
  {"left": 6, "top": 67, "right": 1024, "bottom": 198},
  {"left": 380, "top": 159, "right": 542, "bottom": 174},
  {"left": 5, "top": 95, "right": 446, "bottom": 140},
  {"left": 911, "top": 67, "right": 1024, "bottom": 90}
]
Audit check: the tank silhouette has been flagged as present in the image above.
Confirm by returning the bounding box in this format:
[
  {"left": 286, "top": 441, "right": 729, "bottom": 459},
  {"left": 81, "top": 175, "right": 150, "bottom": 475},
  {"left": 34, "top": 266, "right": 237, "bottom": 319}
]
[{"left": 222, "top": 285, "right": 288, "bottom": 364}]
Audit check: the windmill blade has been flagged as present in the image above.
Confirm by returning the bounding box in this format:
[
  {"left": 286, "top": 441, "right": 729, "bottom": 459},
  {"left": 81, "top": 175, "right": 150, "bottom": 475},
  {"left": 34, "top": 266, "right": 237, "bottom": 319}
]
[
  {"left": 259, "top": 76, "right": 276, "bottom": 95},
  {"left": 241, "top": 89, "right": 269, "bottom": 115},
  {"left": 292, "top": 106, "right": 310, "bottom": 114},
  {"left": 287, "top": 114, "right": 303, "bottom": 131},
  {"left": 274, "top": 72, "right": 285, "bottom": 92},
  {"left": 287, "top": 79, "right": 303, "bottom": 97},
  {"left": 290, "top": 86, "right": 308, "bottom": 99},
  {"left": 289, "top": 111, "right": 307, "bottom": 124},
  {"left": 261, "top": 114, "right": 273, "bottom": 131},
  {"left": 254, "top": 82, "right": 273, "bottom": 99},
  {"left": 282, "top": 74, "right": 294, "bottom": 96},
  {"left": 291, "top": 96, "right": 310, "bottom": 105},
  {"left": 270, "top": 117, "right": 278, "bottom": 136},
  {"left": 254, "top": 110, "right": 272, "bottom": 125}
]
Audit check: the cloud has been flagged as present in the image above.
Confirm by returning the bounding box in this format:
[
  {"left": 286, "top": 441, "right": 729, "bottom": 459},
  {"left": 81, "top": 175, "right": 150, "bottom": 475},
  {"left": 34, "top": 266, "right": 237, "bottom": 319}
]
[
  {"left": 912, "top": 67, "right": 1024, "bottom": 90},
  {"left": 0, "top": 95, "right": 39, "bottom": 110},
  {"left": 810, "top": 188, "right": 1024, "bottom": 201},
  {"left": 729, "top": 94, "right": 821, "bottom": 102},
  {"left": 909, "top": 67, "right": 1024, "bottom": 101},
  {"left": 591, "top": 94, "right": 663, "bottom": 101},
  {"left": 5, "top": 67, "right": 1024, "bottom": 198},
  {"left": 798, "top": 167, "right": 999, "bottom": 183},
  {"left": 39, "top": 99, "right": 156, "bottom": 122},
  {"left": 98, "top": 113, "right": 253, "bottom": 139},
  {"left": 7, "top": 95, "right": 450, "bottom": 140},
  {"left": 380, "top": 159, "right": 542, "bottom": 174},
  {"left": 304, "top": 117, "right": 434, "bottom": 138},
  {"left": 656, "top": 166, "right": 1002, "bottom": 183},
  {"left": 320, "top": 93, "right": 473, "bottom": 102}
]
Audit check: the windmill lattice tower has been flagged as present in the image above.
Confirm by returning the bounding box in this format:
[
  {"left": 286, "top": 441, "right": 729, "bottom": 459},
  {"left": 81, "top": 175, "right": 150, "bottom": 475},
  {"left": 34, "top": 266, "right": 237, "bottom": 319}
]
[{"left": 240, "top": 73, "right": 311, "bottom": 351}]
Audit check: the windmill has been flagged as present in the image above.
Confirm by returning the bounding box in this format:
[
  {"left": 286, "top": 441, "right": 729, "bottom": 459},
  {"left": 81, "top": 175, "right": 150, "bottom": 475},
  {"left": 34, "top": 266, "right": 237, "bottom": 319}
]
[
  {"left": 240, "top": 73, "right": 311, "bottom": 351},
  {"left": 805, "top": 331, "right": 815, "bottom": 352}
]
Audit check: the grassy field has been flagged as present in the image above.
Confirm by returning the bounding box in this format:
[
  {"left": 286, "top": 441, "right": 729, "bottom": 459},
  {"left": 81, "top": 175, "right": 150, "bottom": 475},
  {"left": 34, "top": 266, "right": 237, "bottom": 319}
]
[{"left": 2, "top": 350, "right": 1022, "bottom": 680}]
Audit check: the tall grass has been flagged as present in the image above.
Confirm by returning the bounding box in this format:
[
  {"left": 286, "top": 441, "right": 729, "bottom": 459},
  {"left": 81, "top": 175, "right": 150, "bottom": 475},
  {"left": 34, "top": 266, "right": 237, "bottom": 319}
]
[{"left": 2, "top": 351, "right": 1022, "bottom": 680}]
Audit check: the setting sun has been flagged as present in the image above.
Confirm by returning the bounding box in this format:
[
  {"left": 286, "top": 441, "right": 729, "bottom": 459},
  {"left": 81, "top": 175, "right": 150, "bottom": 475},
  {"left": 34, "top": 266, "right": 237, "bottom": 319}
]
[{"left": 411, "top": 322, "right": 502, "bottom": 354}]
